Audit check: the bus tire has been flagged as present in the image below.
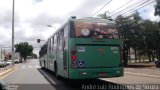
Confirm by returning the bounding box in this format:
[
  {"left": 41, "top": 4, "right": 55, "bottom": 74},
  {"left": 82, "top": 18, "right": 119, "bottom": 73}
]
[{"left": 54, "top": 62, "right": 61, "bottom": 79}]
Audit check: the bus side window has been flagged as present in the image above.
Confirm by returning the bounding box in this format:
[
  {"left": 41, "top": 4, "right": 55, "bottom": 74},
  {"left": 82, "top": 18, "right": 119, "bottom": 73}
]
[
  {"left": 64, "top": 24, "right": 69, "bottom": 37},
  {"left": 48, "top": 38, "right": 51, "bottom": 53},
  {"left": 64, "top": 25, "right": 68, "bottom": 49},
  {"left": 53, "top": 34, "right": 57, "bottom": 51},
  {"left": 52, "top": 37, "right": 54, "bottom": 52},
  {"left": 50, "top": 37, "right": 54, "bottom": 53},
  {"left": 57, "top": 32, "right": 60, "bottom": 51},
  {"left": 58, "top": 30, "right": 64, "bottom": 51}
]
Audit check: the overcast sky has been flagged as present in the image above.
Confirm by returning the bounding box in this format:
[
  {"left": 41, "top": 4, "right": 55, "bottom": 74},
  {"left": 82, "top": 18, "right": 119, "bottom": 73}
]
[{"left": 0, "top": 0, "right": 159, "bottom": 55}]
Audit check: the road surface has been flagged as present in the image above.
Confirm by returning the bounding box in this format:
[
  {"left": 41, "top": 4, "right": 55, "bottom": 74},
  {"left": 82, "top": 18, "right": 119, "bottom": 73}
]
[{"left": 1, "top": 59, "right": 160, "bottom": 90}]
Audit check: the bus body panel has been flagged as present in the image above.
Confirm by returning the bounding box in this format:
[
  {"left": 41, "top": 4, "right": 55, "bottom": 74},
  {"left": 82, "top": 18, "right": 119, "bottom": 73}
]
[
  {"left": 56, "top": 51, "right": 65, "bottom": 77},
  {"left": 40, "top": 54, "right": 48, "bottom": 69},
  {"left": 68, "top": 38, "right": 123, "bottom": 79},
  {"left": 63, "top": 49, "right": 69, "bottom": 78},
  {"left": 76, "top": 45, "right": 120, "bottom": 68},
  {"left": 48, "top": 53, "right": 55, "bottom": 72},
  {"left": 69, "top": 67, "right": 123, "bottom": 79}
]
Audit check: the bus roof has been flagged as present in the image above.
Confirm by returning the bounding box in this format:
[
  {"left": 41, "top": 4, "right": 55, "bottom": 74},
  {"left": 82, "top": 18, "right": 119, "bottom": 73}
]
[{"left": 69, "top": 17, "right": 116, "bottom": 24}]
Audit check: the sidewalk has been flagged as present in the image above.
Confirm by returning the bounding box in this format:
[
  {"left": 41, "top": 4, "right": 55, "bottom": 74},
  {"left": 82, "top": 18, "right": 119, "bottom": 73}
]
[
  {"left": 126, "top": 61, "right": 156, "bottom": 68},
  {"left": 0, "top": 67, "right": 10, "bottom": 73},
  {"left": 124, "top": 61, "right": 160, "bottom": 77},
  {"left": 125, "top": 67, "right": 160, "bottom": 77},
  {"left": 0, "top": 66, "right": 15, "bottom": 79}
]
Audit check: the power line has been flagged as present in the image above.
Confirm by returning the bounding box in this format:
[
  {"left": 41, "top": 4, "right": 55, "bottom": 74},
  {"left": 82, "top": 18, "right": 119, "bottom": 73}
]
[
  {"left": 110, "top": 0, "right": 133, "bottom": 14},
  {"left": 123, "top": 0, "right": 155, "bottom": 16},
  {"left": 0, "top": 38, "right": 42, "bottom": 40},
  {"left": 122, "top": 0, "right": 154, "bottom": 16},
  {"left": 110, "top": 0, "right": 150, "bottom": 16},
  {"left": 92, "top": 0, "right": 112, "bottom": 16},
  {"left": 0, "top": 47, "right": 11, "bottom": 48},
  {"left": 111, "top": 0, "right": 150, "bottom": 16}
]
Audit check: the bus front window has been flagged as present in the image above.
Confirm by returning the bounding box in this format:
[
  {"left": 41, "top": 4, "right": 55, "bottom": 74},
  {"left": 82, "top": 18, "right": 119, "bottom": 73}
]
[{"left": 74, "top": 21, "right": 119, "bottom": 39}]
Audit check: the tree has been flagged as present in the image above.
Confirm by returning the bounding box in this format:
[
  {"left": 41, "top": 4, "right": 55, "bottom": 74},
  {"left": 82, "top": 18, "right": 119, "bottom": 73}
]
[
  {"left": 152, "top": 22, "right": 160, "bottom": 60},
  {"left": 99, "top": 14, "right": 137, "bottom": 66},
  {"left": 98, "top": 11, "right": 160, "bottom": 65},
  {"left": 15, "top": 42, "right": 33, "bottom": 61},
  {"left": 140, "top": 20, "right": 158, "bottom": 62},
  {"left": 115, "top": 15, "right": 134, "bottom": 66},
  {"left": 115, "top": 13, "right": 143, "bottom": 66},
  {"left": 29, "top": 53, "right": 38, "bottom": 59},
  {"left": 129, "top": 12, "right": 142, "bottom": 60},
  {"left": 154, "top": 0, "right": 160, "bottom": 16},
  {"left": 97, "top": 11, "right": 112, "bottom": 19}
]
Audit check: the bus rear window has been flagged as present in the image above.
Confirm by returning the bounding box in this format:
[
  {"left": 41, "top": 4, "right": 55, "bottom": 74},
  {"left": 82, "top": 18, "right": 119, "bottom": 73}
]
[{"left": 74, "top": 21, "right": 119, "bottom": 39}]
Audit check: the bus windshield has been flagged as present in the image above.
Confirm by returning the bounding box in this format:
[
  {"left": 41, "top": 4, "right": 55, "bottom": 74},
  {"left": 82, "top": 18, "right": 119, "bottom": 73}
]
[{"left": 74, "top": 20, "right": 119, "bottom": 39}]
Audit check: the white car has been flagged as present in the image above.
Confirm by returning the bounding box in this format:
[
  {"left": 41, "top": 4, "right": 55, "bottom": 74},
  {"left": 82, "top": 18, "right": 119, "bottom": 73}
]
[
  {"left": 0, "top": 60, "right": 6, "bottom": 67},
  {"left": 6, "top": 60, "right": 12, "bottom": 66},
  {"left": 14, "top": 59, "right": 20, "bottom": 63}
]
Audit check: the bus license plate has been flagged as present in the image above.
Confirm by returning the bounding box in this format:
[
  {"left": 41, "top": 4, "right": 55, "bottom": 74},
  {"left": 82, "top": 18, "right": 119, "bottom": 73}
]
[{"left": 99, "top": 73, "right": 107, "bottom": 77}]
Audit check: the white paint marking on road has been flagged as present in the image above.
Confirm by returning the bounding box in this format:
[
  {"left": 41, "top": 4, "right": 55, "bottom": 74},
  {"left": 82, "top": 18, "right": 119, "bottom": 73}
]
[
  {"left": 125, "top": 72, "right": 160, "bottom": 78},
  {"left": 100, "top": 78, "right": 111, "bottom": 82},
  {"left": 1, "top": 68, "right": 16, "bottom": 79},
  {"left": 39, "top": 69, "right": 56, "bottom": 84},
  {"left": 22, "top": 66, "right": 26, "bottom": 68},
  {"left": 36, "top": 66, "right": 40, "bottom": 68}
]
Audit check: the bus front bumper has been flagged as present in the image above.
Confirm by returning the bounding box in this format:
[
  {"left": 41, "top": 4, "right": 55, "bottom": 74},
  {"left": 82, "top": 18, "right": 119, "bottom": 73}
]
[{"left": 69, "top": 67, "right": 124, "bottom": 79}]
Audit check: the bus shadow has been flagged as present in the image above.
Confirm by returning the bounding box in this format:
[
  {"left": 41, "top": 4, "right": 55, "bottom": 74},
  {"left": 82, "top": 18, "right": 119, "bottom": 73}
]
[{"left": 37, "top": 68, "right": 129, "bottom": 90}]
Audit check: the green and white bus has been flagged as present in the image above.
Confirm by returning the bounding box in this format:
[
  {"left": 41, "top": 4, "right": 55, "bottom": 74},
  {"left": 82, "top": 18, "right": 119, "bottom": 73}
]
[{"left": 39, "top": 17, "right": 123, "bottom": 79}]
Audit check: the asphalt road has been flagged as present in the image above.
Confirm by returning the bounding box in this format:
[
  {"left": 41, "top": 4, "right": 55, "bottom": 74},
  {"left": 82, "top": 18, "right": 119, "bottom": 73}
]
[
  {"left": 2, "top": 59, "right": 55, "bottom": 90},
  {"left": 1, "top": 59, "right": 160, "bottom": 90},
  {"left": 1, "top": 59, "right": 124, "bottom": 90}
]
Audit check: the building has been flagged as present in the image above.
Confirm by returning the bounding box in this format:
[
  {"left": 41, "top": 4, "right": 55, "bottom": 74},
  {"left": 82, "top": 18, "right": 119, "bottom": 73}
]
[{"left": 0, "top": 48, "right": 20, "bottom": 61}]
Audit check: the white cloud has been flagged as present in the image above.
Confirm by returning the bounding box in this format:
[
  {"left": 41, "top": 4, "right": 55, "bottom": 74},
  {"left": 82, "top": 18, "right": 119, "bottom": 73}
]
[
  {"left": 149, "top": 7, "right": 160, "bottom": 21},
  {"left": 0, "top": 27, "right": 11, "bottom": 38}
]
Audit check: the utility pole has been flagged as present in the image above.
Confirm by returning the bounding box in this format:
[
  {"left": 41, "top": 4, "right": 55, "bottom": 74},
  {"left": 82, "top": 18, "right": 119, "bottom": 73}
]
[
  {"left": 0, "top": 48, "right": 2, "bottom": 59},
  {"left": 11, "top": 0, "right": 15, "bottom": 66}
]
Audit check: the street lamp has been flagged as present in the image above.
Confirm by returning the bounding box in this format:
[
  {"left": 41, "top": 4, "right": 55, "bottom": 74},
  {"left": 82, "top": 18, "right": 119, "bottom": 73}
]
[
  {"left": 37, "top": 25, "right": 57, "bottom": 44},
  {"left": 47, "top": 25, "right": 57, "bottom": 29},
  {"left": 11, "top": 0, "right": 15, "bottom": 66}
]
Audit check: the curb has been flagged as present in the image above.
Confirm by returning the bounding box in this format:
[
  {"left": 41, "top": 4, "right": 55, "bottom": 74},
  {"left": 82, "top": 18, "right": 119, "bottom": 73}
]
[{"left": 0, "top": 67, "right": 15, "bottom": 78}]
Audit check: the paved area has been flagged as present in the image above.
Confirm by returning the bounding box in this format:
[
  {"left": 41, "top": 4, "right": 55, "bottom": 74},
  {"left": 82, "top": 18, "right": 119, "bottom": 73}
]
[
  {"left": 0, "top": 66, "right": 13, "bottom": 74},
  {"left": 125, "top": 68, "right": 160, "bottom": 76},
  {"left": 101, "top": 67, "right": 160, "bottom": 84},
  {"left": 1, "top": 59, "right": 55, "bottom": 90},
  {"left": 1, "top": 59, "right": 160, "bottom": 90}
]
